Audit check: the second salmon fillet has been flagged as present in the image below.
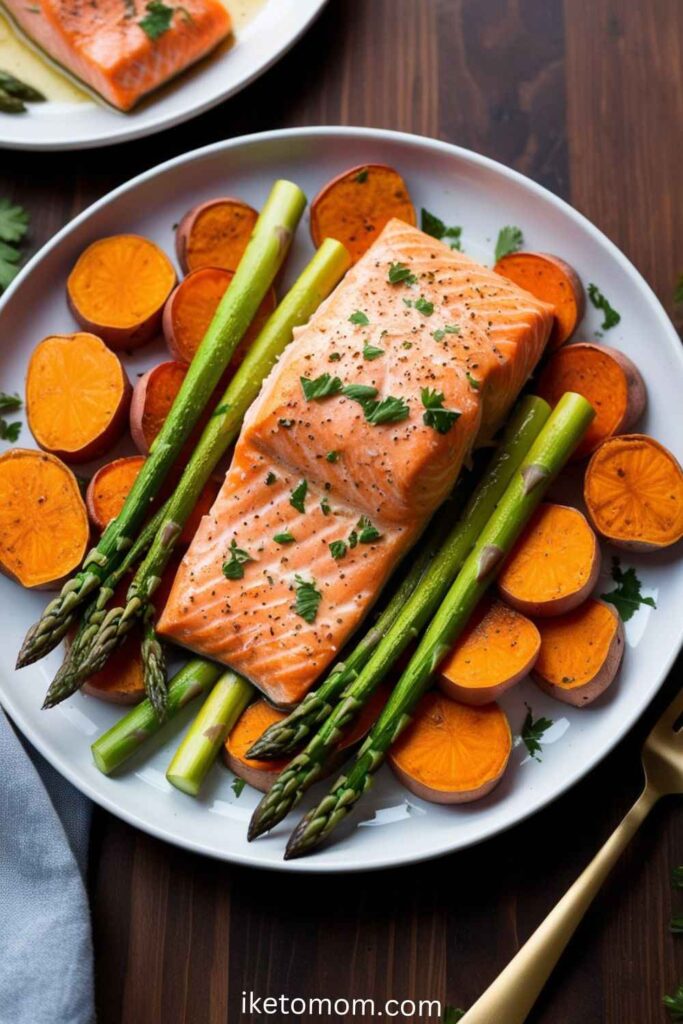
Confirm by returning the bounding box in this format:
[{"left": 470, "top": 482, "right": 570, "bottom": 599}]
[{"left": 158, "top": 218, "right": 554, "bottom": 706}]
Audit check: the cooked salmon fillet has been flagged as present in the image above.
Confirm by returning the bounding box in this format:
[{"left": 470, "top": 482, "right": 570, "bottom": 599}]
[
  {"left": 3, "top": 0, "right": 231, "bottom": 110},
  {"left": 158, "top": 218, "right": 554, "bottom": 706}
]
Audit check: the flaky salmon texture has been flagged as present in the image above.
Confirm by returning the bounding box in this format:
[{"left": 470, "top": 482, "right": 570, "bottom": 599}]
[
  {"left": 4, "top": 0, "right": 231, "bottom": 110},
  {"left": 158, "top": 219, "right": 554, "bottom": 707}
]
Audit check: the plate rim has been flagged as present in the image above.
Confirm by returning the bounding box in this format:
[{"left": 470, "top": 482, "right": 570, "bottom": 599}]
[
  {"left": 1, "top": 124, "right": 682, "bottom": 873},
  {"left": 0, "top": 0, "right": 328, "bottom": 152}
]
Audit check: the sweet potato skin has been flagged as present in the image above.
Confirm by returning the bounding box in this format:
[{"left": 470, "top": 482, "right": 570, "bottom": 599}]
[
  {"left": 175, "top": 198, "right": 258, "bottom": 275},
  {"left": 494, "top": 252, "right": 584, "bottom": 351},
  {"left": 532, "top": 599, "right": 624, "bottom": 706},
  {"left": 129, "top": 360, "right": 187, "bottom": 455}
]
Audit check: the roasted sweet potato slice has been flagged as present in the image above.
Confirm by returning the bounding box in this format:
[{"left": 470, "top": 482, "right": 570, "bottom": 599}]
[
  {"left": 86, "top": 455, "right": 145, "bottom": 531},
  {"left": 67, "top": 235, "right": 176, "bottom": 351},
  {"left": 494, "top": 252, "right": 584, "bottom": 350},
  {"left": 27, "top": 332, "right": 132, "bottom": 464},
  {"left": 310, "top": 164, "right": 416, "bottom": 263},
  {"left": 83, "top": 633, "right": 145, "bottom": 704},
  {"left": 129, "top": 360, "right": 188, "bottom": 455},
  {"left": 176, "top": 198, "right": 258, "bottom": 274}
]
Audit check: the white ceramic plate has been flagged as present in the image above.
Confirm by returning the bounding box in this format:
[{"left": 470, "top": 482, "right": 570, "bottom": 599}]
[
  {"left": 1, "top": 127, "right": 682, "bottom": 873},
  {"left": 0, "top": 0, "right": 327, "bottom": 150}
]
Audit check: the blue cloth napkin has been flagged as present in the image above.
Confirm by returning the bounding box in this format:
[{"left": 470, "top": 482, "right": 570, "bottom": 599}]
[{"left": 0, "top": 710, "right": 95, "bottom": 1024}]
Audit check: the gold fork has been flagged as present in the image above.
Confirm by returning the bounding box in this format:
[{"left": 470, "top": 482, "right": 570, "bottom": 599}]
[{"left": 462, "top": 686, "right": 683, "bottom": 1024}]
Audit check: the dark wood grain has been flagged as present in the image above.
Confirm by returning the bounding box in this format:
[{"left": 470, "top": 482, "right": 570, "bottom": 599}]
[{"left": 2, "top": 1, "right": 682, "bottom": 1020}]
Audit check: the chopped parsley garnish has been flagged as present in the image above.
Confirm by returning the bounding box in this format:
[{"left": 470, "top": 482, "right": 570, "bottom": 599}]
[
  {"left": 138, "top": 0, "right": 175, "bottom": 39},
  {"left": 278, "top": 418, "right": 295, "bottom": 428},
  {"left": 289, "top": 479, "right": 308, "bottom": 513},
  {"left": 432, "top": 324, "right": 460, "bottom": 342},
  {"left": 300, "top": 373, "right": 343, "bottom": 400},
  {"left": 601, "top": 557, "right": 656, "bottom": 622},
  {"left": 420, "top": 208, "right": 462, "bottom": 250},
  {"left": 292, "top": 574, "right": 322, "bottom": 623},
  {"left": 0, "top": 392, "right": 22, "bottom": 412},
  {"left": 320, "top": 496, "right": 331, "bottom": 516},
  {"left": 357, "top": 516, "right": 382, "bottom": 543},
  {"left": 362, "top": 395, "right": 410, "bottom": 425},
  {"left": 421, "top": 388, "right": 460, "bottom": 434},
  {"left": 362, "top": 342, "right": 384, "bottom": 360},
  {"left": 222, "top": 539, "right": 253, "bottom": 581},
  {"left": 388, "top": 261, "right": 417, "bottom": 286},
  {"left": 349, "top": 309, "right": 370, "bottom": 325},
  {"left": 494, "top": 225, "right": 524, "bottom": 262},
  {"left": 466, "top": 372, "right": 480, "bottom": 390},
  {"left": 342, "top": 382, "right": 379, "bottom": 402},
  {"left": 273, "top": 532, "right": 295, "bottom": 544},
  {"left": 328, "top": 351, "right": 342, "bottom": 362},
  {"left": 414, "top": 296, "right": 434, "bottom": 316},
  {"left": 353, "top": 167, "right": 369, "bottom": 183},
  {"left": 325, "top": 450, "right": 340, "bottom": 463},
  {"left": 265, "top": 471, "right": 277, "bottom": 486},
  {"left": 231, "top": 777, "right": 246, "bottom": 798},
  {"left": 329, "top": 540, "right": 347, "bottom": 560},
  {"left": 521, "top": 704, "right": 553, "bottom": 761},
  {"left": 0, "top": 420, "right": 21, "bottom": 442},
  {"left": 588, "top": 283, "right": 621, "bottom": 330},
  {"left": 348, "top": 530, "right": 358, "bottom": 549},
  {"left": 675, "top": 273, "right": 683, "bottom": 306}
]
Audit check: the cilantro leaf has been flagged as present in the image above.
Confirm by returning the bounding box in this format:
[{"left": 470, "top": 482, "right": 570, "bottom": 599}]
[
  {"left": 138, "top": 0, "right": 175, "bottom": 39},
  {"left": 329, "top": 540, "right": 347, "bottom": 560},
  {"left": 348, "top": 530, "right": 358, "bottom": 549},
  {"left": 0, "top": 198, "right": 29, "bottom": 245},
  {"left": 420, "top": 208, "right": 462, "bottom": 250},
  {"left": 0, "top": 419, "right": 21, "bottom": 442},
  {"left": 292, "top": 574, "right": 322, "bottom": 623},
  {"left": 353, "top": 168, "right": 368, "bottom": 183},
  {"left": 0, "top": 392, "right": 22, "bottom": 413},
  {"left": 675, "top": 273, "right": 683, "bottom": 306},
  {"left": 663, "top": 983, "right": 683, "bottom": 1019},
  {"left": 362, "top": 395, "right": 410, "bottom": 426},
  {"left": 357, "top": 516, "right": 382, "bottom": 543},
  {"left": 443, "top": 1009, "right": 466, "bottom": 1024},
  {"left": 342, "top": 383, "right": 379, "bottom": 402},
  {"left": 231, "top": 777, "right": 246, "bottom": 798},
  {"left": 362, "top": 341, "right": 384, "bottom": 361},
  {"left": 588, "top": 283, "right": 621, "bottom": 330},
  {"left": 300, "top": 373, "right": 343, "bottom": 401},
  {"left": 222, "top": 539, "right": 253, "bottom": 581},
  {"left": 521, "top": 704, "right": 553, "bottom": 761},
  {"left": 494, "top": 225, "right": 524, "bottom": 262},
  {"left": 432, "top": 324, "right": 460, "bottom": 342},
  {"left": 325, "top": 450, "right": 340, "bottom": 463},
  {"left": 388, "top": 261, "right": 417, "bottom": 286},
  {"left": 601, "top": 557, "right": 656, "bottom": 622},
  {"left": 349, "top": 310, "right": 369, "bottom": 325},
  {"left": 265, "top": 471, "right": 277, "bottom": 486},
  {"left": 273, "top": 532, "right": 295, "bottom": 544},
  {"left": 289, "top": 479, "right": 308, "bottom": 513},
  {"left": 414, "top": 296, "right": 434, "bottom": 316},
  {"left": 320, "top": 496, "right": 331, "bottom": 516},
  {"left": 421, "top": 388, "right": 460, "bottom": 434}
]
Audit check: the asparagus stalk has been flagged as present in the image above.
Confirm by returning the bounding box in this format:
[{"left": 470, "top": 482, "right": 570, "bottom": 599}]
[
  {"left": 17, "top": 179, "right": 307, "bottom": 671},
  {"left": 44, "top": 238, "right": 351, "bottom": 710},
  {"left": 166, "top": 671, "right": 254, "bottom": 795},
  {"left": 91, "top": 659, "right": 222, "bottom": 775},
  {"left": 247, "top": 394, "right": 551, "bottom": 840},
  {"left": 285, "top": 392, "right": 595, "bottom": 858}
]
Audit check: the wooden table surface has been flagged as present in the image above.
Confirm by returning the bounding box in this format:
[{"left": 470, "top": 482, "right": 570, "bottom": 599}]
[{"left": 4, "top": 1, "right": 683, "bottom": 1020}]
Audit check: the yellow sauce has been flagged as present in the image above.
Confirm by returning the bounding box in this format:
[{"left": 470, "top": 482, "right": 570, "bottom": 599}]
[{"left": 0, "top": 0, "right": 269, "bottom": 107}]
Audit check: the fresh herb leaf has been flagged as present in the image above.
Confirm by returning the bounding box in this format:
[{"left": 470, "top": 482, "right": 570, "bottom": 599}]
[
  {"left": 325, "top": 450, "right": 340, "bottom": 463},
  {"left": 265, "top": 471, "right": 277, "bottom": 486},
  {"left": 273, "top": 532, "right": 295, "bottom": 544},
  {"left": 349, "top": 310, "right": 370, "bottom": 325},
  {"left": 348, "top": 530, "right": 358, "bottom": 549},
  {"left": 432, "top": 323, "right": 460, "bottom": 343},
  {"left": 388, "top": 261, "right": 417, "bottom": 286},
  {"left": 320, "top": 496, "right": 331, "bottom": 516},
  {"left": 414, "top": 296, "right": 434, "bottom": 316},
  {"left": 495, "top": 225, "right": 524, "bottom": 262},
  {"left": 329, "top": 540, "right": 347, "bottom": 560},
  {"left": 673, "top": 867, "right": 683, "bottom": 889},
  {"left": 401, "top": 340, "right": 413, "bottom": 349},
  {"left": 421, "top": 208, "right": 463, "bottom": 250},
  {"left": 231, "top": 777, "right": 246, "bottom": 797},
  {"left": 292, "top": 574, "right": 322, "bottom": 623},
  {"left": 443, "top": 1009, "right": 466, "bottom": 1024},
  {"left": 0, "top": 419, "right": 21, "bottom": 441},
  {"left": 222, "top": 539, "right": 253, "bottom": 581},
  {"left": 421, "top": 388, "right": 460, "bottom": 434},
  {"left": 362, "top": 342, "right": 384, "bottom": 361},
  {"left": 664, "top": 983, "right": 683, "bottom": 1020},
  {"left": 362, "top": 395, "right": 410, "bottom": 426},
  {"left": 675, "top": 273, "right": 683, "bottom": 306},
  {"left": 300, "top": 373, "right": 343, "bottom": 400},
  {"left": 357, "top": 515, "right": 382, "bottom": 543},
  {"left": 466, "top": 372, "right": 480, "bottom": 390},
  {"left": 342, "top": 382, "right": 379, "bottom": 402},
  {"left": 138, "top": 0, "right": 175, "bottom": 39},
  {"left": 289, "top": 479, "right": 308, "bottom": 514},
  {"left": 328, "top": 351, "right": 342, "bottom": 362},
  {"left": 0, "top": 198, "right": 29, "bottom": 245},
  {"left": 601, "top": 557, "right": 656, "bottom": 622},
  {"left": 0, "top": 392, "right": 21, "bottom": 413},
  {"left": 521, "top": 704, "right": 553, "bottom": 761},
  {"left": 587, "top": 283, "right": 621, "bottom": 330},
  {"left": 353, "top": 168, "right": 369, "bottom": 183},
  {"left": 671, "top": 917, "right": 683, "bottom": 934}
]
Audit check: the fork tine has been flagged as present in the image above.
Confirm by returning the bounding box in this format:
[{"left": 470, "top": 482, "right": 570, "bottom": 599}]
[{"left": 650, "top": 687, "right": 683, "bottom": 736}]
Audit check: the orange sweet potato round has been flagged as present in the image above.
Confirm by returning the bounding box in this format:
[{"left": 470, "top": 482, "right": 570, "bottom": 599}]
[
  {"left": 162, "top": 266, "right": 276, "bottom": 365},
  {"left": 67, "top": 235, "right": 176, "bottom": 351},
  {"left": 497, "top": 503, "right": 600, "bottom": 617},
  {"left": 532, "top": 598, "right": 625, "bottom": 706},
  {"left": 83, "top": 632, "right": 145, "bottom": 705},
  {"left": 129, "top": 360, "right": 188, "bottom": 455},
  {"left": 176, "top": 198, "right": 258, "bottom": 274},
  {"left": 494, "top": 252, "right": 584, "bottom": 350},
  {"left": 27, "top": 332, "right": 132, "bottom": 464},
  {"left": 388, "top": 691, "right": 512, "bottom": 805},
  {"left": 310, "top": 164, "right": 416, "bottom": 263},
  {"left": 86, "top": 455, "right": 145, "bottom": 531},
  {"left": 537, "top": 342, "right": 646, "bottom": 460}
]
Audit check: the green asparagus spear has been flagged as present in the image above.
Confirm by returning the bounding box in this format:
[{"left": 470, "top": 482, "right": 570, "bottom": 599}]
[
  {"left": 0, "top": 71, "right": 46, "bottom": 102},
  {"left": 91, "top": 659, "right": 222, "bottom": 775},
  {"left": 51, "top": 238, "right": 351, "bottom": 710},
  {"left": 285, "top": 392, "right": 595, "bottom": 858},
  {"left": 247, "top": 394, "right": 551, "bottom": 840},
  {"left": 17, "top": 179, "right": 306, "bottom": 670},
  {"left": 166, "top": 671, "right": 254, "bottom": 795},
  {"left": 0, "top": 88, "right": 25, "bottom": 114}
]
